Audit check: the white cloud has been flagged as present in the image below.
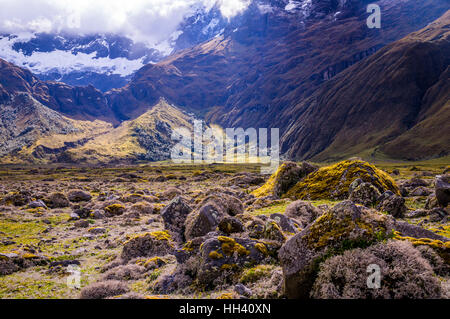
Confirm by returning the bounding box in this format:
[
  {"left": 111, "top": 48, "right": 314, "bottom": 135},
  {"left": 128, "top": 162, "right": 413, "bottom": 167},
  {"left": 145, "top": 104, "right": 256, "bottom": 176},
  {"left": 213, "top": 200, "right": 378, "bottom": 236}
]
[{"left": 0, "top": 0, "right": 253, "bottom": 47}]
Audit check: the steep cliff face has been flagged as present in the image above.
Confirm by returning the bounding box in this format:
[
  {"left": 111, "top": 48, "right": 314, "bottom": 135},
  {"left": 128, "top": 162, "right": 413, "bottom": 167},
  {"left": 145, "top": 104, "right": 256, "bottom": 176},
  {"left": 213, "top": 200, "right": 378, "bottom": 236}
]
[{"left": 280, "top": 11, "right": 450, "bottom": 161}]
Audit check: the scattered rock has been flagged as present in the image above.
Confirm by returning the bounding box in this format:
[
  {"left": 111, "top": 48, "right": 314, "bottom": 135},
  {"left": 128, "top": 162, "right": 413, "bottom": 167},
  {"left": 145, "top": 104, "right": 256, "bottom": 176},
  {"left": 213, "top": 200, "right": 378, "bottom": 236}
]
[
  {"left": 67, "top": 190, "right": 92, "bottom": 202},
  {"left": 435, "top": 175, "right": 450, "bottom": 207},
  {"left": 234, "top": 283, "right": 252, "bottom": 297},
  {"left": 28, "top": 200, "right": 47, "bottom": 209},
  {"left": 348, "top": 182, "right": 381, "bottom": 207},
  {"left": 376, "top": 192, "right": 407, "bottom": 218},
  {"left": 121, "top": 231, "right": 174, "bottom": 261},
  {"left": 218, "top": 216, "right": 245, "bottom": 234},
  {"left": 161, "top": 196, "right": 192, "bottom": 241},
  {"left": 284, "top": 200, "right": 322, "bottom": 228},
  {"left": 74, "top": 220, "right": 90, "bottom": 228}
]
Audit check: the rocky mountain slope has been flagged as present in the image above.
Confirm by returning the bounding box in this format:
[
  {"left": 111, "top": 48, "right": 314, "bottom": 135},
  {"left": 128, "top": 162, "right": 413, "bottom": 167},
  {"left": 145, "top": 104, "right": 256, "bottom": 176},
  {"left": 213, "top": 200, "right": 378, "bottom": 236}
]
[
  {"left": 108, "top": 0, "right": 449, "bottom": 125},
  {"left": 0, "top": 1, "right": 449, "bottom": 164},
  {"left": 281, "top": 10, "right": 450, "bottom": 161},
  {"left": 0, "top": 89, "right": 193, "bottom": 164}
]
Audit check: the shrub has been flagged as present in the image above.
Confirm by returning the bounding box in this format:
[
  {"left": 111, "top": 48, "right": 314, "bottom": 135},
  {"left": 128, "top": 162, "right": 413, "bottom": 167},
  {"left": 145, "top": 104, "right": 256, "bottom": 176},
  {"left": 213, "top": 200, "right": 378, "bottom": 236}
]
[
  {"left": 311, "top": 240, "right": 442, "bottom": 299},
  {"left": 80, "top": 280, "right": 129, "bottom": 299}
]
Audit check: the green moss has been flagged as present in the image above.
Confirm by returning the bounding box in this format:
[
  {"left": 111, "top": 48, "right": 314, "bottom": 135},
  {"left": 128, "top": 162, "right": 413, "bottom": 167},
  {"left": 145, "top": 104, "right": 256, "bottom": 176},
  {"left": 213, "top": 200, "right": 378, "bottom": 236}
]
[
  {"left": 286, "top": 160, "right": 399, "bottom": 200},
  {"left": 208, "top": 250, "right": 224, "bottom": 259},
  {"left": 104, "top": 204, "right": 125, "bottom": 215},
  {"left": 240, "top": 265, "right": 274, "bottom": 284},
  {"left": 218, "top": 236, "right": 250, "bottom": 256},
  {"left": 251, "top": 164, "right": 287, "bottom": 197}
]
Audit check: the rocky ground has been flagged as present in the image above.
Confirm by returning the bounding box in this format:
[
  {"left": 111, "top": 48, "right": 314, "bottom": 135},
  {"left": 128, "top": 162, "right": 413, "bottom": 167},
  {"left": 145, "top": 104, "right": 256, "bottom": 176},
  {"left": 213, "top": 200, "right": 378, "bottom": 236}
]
[{"left": 0, "top": 160, "right": 449, "bottom": 299}]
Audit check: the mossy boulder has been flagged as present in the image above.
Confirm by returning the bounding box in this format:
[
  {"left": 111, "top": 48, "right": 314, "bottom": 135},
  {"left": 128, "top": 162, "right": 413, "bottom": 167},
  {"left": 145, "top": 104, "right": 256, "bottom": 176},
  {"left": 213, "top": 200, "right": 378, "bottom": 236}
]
[
  {"left": 348, "top": 182, "right": 381, "bottom": 207},
  {"left": 121, "top": 231, "right": 174, "bottom": 261},
  {"left": 67, "top": 189, "right": 92, "bottom": 202},
  {"left": 285, "top": 160, "right": 399, "bottom": 200},
  {"left": 161, "top": 196, "right": 192, "bottom": 242},
  {"left": 196, "top": 236, "right": 276, "bottom": 288},
  {"left": 104, "top": 204, "right": 126, "bottom": 216},
  {"left": 279, "top": 201, "right": 393, "bottom": 299},
  {"left": 184, "top": 194, "right": 243, "bottom": 240},
  {"left": 252, "top": 162, "right": 318, "bottom": 198},
  {"left": 44, "top": 192, "right": 70, "bottom": 208}
]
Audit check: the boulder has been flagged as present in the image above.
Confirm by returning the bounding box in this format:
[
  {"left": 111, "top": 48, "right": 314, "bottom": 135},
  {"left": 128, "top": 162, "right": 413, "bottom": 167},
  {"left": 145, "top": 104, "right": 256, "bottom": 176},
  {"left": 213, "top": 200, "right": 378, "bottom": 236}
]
[
  {"left": 28, "top": 200, "right": 47, "bottom": 209},
  {"left": 435, "top": 175, "right": 450, "bottom": 207},
  {"left": 184, "top": 194, "right": 243, "bottom": 240},
  {"left": 270, "top": 213, "right": 299, "bottom": 234},
  {"left": 185, "top": 202, "right": 224, "bottom": 240},
  {"left": 45, "top": 192, "right": 70, "bottom": 208},
  {"left": 376, "top": 192, "right": 407, "bottom": 218},
  {"left": 348, "top": 182, "right": 381, "bottom": 207},
  {"left": 161, "top": 196, "right": 192, "bottom": 242},
  {"left": 410, "top": 186, "right": 432, "bottom": 197},
  {"left": 284, "top": 200, "right": 322, "bottom": 228},
  {"left": 67, "top": 190, "right": 92, "bottom": 202},
  {"left": 218, "top": 216, "right": 245, "bottom": 234},
  {"left": 279, "top": 201, "right": 393, "bottom": 299},
  {"left": 252, "top": 162, "right": 318, "bottom": 198},
  {"left": 121, "top": 231, "right": 174, "bottom": 262},
  {"left": 285, "top": 160, "right": 399, "bottom": 200},
  {"left": 196, "top": 236, "right": 276, "bottom": 288}
]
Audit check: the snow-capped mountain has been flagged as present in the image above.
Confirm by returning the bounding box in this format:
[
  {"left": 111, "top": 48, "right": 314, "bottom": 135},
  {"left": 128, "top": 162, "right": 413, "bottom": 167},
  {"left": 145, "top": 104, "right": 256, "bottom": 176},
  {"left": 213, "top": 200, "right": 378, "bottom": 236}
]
[
  {"left": 0, "top": 2, "right": 234, "bottom": 91},
  {"left": 0, "top": 0, "right": 319, "bottom": 92}
]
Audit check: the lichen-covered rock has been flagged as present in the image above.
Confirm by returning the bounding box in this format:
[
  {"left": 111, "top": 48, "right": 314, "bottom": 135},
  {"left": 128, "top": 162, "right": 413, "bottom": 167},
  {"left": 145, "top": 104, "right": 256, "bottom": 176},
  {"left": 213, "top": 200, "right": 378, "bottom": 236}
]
[
  {"left": 284, "top": 200, "right": 322, "bottom": 228},
  {"left": 104, "top": 203, "right": 126, "bottom": 216},
  {"left": 270, "top": 213, "right": 299, "bottom": 234},
  {"left": 67, "top": 189, "right": 92, "bottom": 202},
  {"left": 0, "top": 252, "right": 49, "bottom": 276},
  {"left": 196, "top": 236, "right": 276, "bottom": 288},
  {"left": 348, "top": 182, "right": 381, "bottom": 207},
  {"left": 45, "top": 192, "right": 70, "bottom": 208},
  {"left": 435, "top": 175, "right": 450, "bottom": 207},
  {"left": 410, "top": 186, "right": 432, "bottom": 197},
  {"left": 185, "top": 202, "right": 224, "bottom": 240},
  {"left": 28, "top": 200, "right": 47, "bottom": 209},
  {"left": 218, "top": 216, "right": 245, "bottom": 234},
  {"left": 263, "top": 221, "right": 286, "bottom": 243},
  {"left": 285, "top": 160, "right": 399, "bottom": 200},
  {"left": 185, "top": 194, "right": 243, "bottom": 240},
  {"left": 161, "top": 196, "right": 192, "bottom": 242},
  {"left": 376, "top": 192, "right": 407, "bottom": 218},
  {"left": 311, "top": 240, "right": 442, "bottom": 299},
  {"left": 121, "top": 231, "right": 174, "bottom": 261},
  {"left": 252, "top": 162, "right": 318, "bottom": 198},
  {"left": 1, "top": 190, "right": 31, "bottom": 206},
  {"left": 279, "top": 201, "right": 393, "bottom": 299}
]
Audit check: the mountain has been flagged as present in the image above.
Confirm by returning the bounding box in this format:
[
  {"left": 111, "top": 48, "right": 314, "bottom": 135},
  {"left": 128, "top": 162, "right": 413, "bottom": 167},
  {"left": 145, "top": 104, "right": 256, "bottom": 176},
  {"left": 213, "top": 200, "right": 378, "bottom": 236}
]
[
  {"left": 0, "top": 0, "right": 449, "bottom": 164},
  {"left": 0, "top": 3, "right": 234, "bottom": 92},
  {"left": 281, "top": 10, "right": 450, "bottom": 161},
  {"left": 107, "top": 0, "right": 450, "bottom": 127},
  {"left": 0, "top": 57, "right": 117, "bottom": 123},
  {"left": 0, "top": 93, "right": 194, "bottom": 164}
]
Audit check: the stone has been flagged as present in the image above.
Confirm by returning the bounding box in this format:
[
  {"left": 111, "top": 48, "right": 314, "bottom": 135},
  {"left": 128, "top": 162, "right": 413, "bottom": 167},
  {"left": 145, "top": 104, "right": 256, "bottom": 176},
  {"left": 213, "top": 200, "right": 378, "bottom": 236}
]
[
  {"left": 435, "top": 175, "right": 450, "bottom": 207},
  {"left": 67, "top": 190, "right": 92, "bottom": 202}
]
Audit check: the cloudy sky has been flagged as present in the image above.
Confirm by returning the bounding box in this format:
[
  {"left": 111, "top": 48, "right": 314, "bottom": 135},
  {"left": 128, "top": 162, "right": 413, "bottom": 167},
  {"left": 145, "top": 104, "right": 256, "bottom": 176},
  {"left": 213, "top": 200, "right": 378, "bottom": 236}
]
[{"left": 0, "top": 0, "right": 252, "bottom": 44}]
